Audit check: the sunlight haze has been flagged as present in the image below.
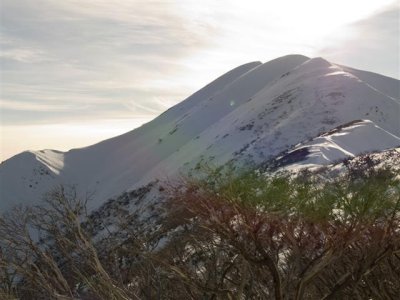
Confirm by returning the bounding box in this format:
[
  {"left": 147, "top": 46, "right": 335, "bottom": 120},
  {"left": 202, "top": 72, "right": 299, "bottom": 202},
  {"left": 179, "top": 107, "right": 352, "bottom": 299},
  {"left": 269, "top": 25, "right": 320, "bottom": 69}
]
[{"left": 0, "top": 0, "right": 398, "bottom": 161}]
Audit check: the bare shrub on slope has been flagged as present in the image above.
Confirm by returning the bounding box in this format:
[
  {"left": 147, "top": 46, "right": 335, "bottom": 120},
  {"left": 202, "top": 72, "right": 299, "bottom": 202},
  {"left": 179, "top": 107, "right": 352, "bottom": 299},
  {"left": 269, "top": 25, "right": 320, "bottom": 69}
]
[{"left": 161, "top": 164, "right": 400, "bottom": 299}]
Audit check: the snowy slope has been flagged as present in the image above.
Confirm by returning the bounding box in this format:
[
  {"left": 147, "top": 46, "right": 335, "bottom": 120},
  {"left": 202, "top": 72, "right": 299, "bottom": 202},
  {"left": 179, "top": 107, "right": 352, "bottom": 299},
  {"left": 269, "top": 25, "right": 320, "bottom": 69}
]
[
  {"left": 340, "top": 65, "right": 399, "bottom": 100},
  {"left": 1, "top": 54, "right": 399, "bottom": 212},
  {"left": 135, "top": 57, "right": 399, "bottom": 184},
  {"left": 275, "top": 120, "right": 400, "bottom": 167}
]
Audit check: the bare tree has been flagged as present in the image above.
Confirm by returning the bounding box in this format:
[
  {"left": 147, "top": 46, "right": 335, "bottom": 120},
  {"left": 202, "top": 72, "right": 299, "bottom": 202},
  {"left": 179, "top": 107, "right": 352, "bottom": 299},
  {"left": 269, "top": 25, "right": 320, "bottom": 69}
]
[
  {"left": 1, "top": 158, "right": 399, "bottom": 299},
  {"left": 0, "top": 185, "right": 138, "bottom": 300},
  {"left": 162, "top": 163, "right": 400, "bottom": 299}
]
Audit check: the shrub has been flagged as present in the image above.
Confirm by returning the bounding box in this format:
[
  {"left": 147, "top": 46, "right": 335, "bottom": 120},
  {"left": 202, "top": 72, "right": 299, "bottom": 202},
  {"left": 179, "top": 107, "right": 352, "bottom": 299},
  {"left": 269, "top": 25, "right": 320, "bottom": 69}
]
[
  {"left": 0, "top": 186, "right": 137, "bottom": 300},
  {"left": 162, "top": 164, "right": 400, "bottom": 299},
  {"left": 1, "top": 161, "right": 399, "bottom": 299}
]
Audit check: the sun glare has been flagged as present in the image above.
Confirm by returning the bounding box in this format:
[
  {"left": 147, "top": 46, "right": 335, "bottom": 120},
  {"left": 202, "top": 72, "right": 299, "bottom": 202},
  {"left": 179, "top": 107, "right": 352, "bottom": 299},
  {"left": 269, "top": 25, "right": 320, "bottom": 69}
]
[{"left": 176, "top": 0, "right": 395, "bottom": 54}]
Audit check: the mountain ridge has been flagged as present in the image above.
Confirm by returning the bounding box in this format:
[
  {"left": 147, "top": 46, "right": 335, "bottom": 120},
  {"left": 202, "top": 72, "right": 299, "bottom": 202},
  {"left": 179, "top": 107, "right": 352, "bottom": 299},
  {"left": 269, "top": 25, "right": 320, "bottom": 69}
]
[{"left": 1, "top": 54, "right": 399, "bottom": 212}]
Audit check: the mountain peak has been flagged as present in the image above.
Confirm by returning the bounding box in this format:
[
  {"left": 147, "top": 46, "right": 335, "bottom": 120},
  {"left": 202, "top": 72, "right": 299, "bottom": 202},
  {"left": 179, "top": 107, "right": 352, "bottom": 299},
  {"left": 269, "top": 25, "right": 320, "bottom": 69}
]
[
  {"left": 293, "top": 56, "right": 333, "bottom": 74},
  {"left": 273, "top": 53, "right": 310, "bottom": 61},
  {"left": 1, "top": 55, "right": 398, "bottom": 213}
]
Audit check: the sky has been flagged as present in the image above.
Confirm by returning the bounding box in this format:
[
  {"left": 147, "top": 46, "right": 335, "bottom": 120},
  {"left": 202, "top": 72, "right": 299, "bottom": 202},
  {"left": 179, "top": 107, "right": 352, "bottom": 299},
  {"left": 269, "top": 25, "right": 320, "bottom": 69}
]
[{"left": 0, "top": 0, "right": 399, "bottom": 161}]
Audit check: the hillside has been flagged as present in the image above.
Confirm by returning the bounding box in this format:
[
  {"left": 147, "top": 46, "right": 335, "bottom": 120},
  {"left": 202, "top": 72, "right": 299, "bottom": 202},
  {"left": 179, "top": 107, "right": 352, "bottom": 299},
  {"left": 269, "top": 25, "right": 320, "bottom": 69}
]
[{"left": 1, "top": 54, "right": 399, "bottom": 212}]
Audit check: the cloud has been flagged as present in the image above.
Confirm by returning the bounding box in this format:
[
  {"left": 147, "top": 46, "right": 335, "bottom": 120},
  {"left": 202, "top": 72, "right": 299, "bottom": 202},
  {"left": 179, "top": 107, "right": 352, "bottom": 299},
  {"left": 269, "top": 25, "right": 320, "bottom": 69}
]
[
  {"left": 318, "top": 3, "right": 399, "bottom": 78},
  {"left": 1, "top": 0, "right": 213, "bottom": 68},
  {"left": 0, "top": 98, "right": 89, "bottom": 111},
  {"left": 0, "top": 0, "right": 217, "bottom": 126},
  {"left": 0, "top": 46, "right": 52, "bottom": 63}
]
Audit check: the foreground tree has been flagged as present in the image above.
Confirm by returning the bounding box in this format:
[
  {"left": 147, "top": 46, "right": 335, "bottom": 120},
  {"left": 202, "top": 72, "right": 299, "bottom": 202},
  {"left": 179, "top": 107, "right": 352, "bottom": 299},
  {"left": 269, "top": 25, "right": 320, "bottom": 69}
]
[
  {"left": 1, "top": 156, "right": 399, "bottom": 299},
  {"left": 162, "top": 163, "right": 400, "bottom": 299},
  {"left": 0, "top": 186, "right": 140, "bottom": 300}
]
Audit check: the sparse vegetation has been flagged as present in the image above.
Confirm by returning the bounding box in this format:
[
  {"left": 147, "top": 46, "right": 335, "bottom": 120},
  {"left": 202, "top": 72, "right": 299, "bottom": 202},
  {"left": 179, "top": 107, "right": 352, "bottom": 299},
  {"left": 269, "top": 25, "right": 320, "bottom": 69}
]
[
  {"left": 0, "top": 186, "right": 138, "bottom": 300},
  {"left": 163, "top": 163, "right": 400, "bottom": 299},
  {"left": 1, "top": 158, "right": 399, "bottom": 299}
]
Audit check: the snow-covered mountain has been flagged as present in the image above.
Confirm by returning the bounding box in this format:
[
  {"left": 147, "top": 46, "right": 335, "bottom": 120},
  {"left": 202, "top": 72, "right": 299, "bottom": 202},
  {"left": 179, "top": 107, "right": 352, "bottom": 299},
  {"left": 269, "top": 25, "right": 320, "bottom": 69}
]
[{"left": 1, "top": 54, "right": 399, "bottom": 213}]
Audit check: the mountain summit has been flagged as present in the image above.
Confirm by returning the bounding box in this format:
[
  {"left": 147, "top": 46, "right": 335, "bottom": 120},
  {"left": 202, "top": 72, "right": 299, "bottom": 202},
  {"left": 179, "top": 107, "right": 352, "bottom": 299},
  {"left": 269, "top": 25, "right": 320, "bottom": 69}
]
[{"left": 1, "top": 54, "right": 399, "bottom": 212}]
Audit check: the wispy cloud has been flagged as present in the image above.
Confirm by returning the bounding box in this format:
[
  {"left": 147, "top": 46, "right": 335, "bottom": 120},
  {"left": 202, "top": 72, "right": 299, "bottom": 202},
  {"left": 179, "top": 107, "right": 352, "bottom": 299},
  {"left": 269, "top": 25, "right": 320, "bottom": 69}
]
[
  {"left": 318, "top": 3, "right": 399, "bottom": 79},
  {"left": 0, "top": 0, "right": 216, "bottom": 124},
  {"left": 0, "top": 46, "right": 53, "bottom": 63},
  {"left": 0, "top": 98, "right": 89, "bottom": 111}
]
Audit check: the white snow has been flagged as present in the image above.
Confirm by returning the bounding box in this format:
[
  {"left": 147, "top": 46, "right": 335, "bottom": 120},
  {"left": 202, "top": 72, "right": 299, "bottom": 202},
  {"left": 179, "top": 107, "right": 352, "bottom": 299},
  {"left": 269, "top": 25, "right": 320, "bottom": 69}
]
[
  {"left": 285, "top": 120, "right": 400, "bottom": 167},
  {"left": 1, "top": 54, "right": 399, "bottom": 213}
]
